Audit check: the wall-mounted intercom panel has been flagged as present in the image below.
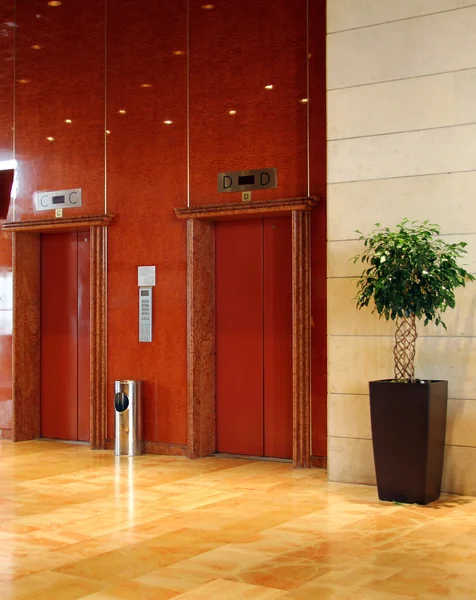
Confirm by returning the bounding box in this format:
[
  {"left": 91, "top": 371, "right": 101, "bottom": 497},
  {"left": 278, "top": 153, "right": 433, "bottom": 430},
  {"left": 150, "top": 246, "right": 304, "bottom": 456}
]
[
  {"left": 137, "top": 266, "right": 156, "bottom": 343},
  {"left": 35, "top": 188, "right": 82, "bottom": 212},
  {"left": 139, "top": 287, "right": 152, "bottom": 342}
]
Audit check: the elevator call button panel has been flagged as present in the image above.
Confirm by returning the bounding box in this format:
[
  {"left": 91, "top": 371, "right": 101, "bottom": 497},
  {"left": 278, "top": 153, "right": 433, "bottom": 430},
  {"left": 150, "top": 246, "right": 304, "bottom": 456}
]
[
  {"left": 35, "top": 188, "right": 82, "bottom": 212},
  {"left": 139, "top": 287, "right": 152, "bottom": 343}
]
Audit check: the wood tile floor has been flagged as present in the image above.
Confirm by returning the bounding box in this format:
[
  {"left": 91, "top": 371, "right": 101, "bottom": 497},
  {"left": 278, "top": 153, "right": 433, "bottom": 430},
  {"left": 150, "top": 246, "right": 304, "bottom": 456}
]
[{"left": 1, "top": 441, "right": 476, "bottom": 599}]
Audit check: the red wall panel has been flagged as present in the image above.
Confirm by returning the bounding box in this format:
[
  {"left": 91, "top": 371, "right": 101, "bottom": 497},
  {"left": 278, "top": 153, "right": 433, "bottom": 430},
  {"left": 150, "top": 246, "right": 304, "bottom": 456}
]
[
  {"left": 77, "top": 232, "right": 91, "bottom": 442},
  {"left": 216, "top": 220, "right": 264, "bottom": 456},
  {"left": 106, "top": 0, "right": 188, "bottom": 444},
  {"left": 41, "top": 233, "right": 78, "bottom": 440},
  {"left": 14, "top": 0, "right": 105, "bottom": 220},
  {"left": 0, "top": 0, "right": 14, "bottom": 163},
  {"left": 263, "top": 217, "right": 293, "bottom": 459},
  {"left": 189, "top": 0, "right": 308, "bottom": 205},
  {"left": 309, "top": 0, "right": 327, "bottom": 457}
]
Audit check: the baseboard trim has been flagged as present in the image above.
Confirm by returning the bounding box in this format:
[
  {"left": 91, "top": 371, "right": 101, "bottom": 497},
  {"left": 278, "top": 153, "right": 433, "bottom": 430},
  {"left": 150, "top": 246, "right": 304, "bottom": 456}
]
[
  {"left": 104, "top": 439, "right": 187, "bottom": 457},
  {"left": 0, "top": 428, "right": 12, "bottom": 440},
  {"left": 311, "top": 455, "right": 327, "bottom": 469}
]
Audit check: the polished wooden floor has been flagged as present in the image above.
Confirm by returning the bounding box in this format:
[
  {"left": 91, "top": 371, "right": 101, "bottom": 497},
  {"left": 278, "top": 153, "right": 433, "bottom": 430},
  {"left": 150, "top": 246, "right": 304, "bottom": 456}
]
[{"left": 1, "top": 441, "right": 476, "bottom": 599}]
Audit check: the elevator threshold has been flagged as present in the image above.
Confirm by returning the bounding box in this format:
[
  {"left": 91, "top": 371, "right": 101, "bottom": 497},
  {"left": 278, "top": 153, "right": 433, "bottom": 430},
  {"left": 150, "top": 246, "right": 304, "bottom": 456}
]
[
  {"left": 214, "top": 453, "right": 292, "bottom": 464},
  {"left": 37, "top": 438, "right": 90, "bottom": 446}
]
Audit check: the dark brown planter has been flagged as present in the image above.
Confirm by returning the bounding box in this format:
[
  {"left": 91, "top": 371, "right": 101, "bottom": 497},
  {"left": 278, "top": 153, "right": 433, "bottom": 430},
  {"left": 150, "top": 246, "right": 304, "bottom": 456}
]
[{"left": 369, "top": 380, "right": 448, "bottom": 505}]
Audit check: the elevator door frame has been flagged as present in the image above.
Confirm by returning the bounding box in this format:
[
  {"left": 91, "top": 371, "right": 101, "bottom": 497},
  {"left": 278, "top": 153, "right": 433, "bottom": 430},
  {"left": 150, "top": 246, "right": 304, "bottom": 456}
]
[
  {"left": 4, "top": 214, "right": 112, "bottom": 449},
  {"left": 176, "top": 197, "right": 315, "bottom": 468}
]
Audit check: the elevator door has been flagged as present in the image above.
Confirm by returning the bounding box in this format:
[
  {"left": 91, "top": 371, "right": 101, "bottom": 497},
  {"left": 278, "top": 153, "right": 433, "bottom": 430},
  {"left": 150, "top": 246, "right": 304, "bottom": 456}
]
[
  {"left": 216, "top": 217, "right": 293, "bottom": 459},
  {"left": 41, "top": 232, "right": 90, "bottom": 442}
]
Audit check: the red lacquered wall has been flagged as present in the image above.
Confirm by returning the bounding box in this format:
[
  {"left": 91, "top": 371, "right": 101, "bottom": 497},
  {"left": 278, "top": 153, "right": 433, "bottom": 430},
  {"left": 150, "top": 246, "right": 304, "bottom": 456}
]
[
  {"left": 14, "top": 0, "right": 105, "bottom": 220},
  {"left": 106, "top": 0, "right": 188, "bottom": 444},
  {"left": 0, "top": 1, "right": 14, "bottom": 164},
  {"left": 0, "top": 0, "right": 326, "bottom": 453}
]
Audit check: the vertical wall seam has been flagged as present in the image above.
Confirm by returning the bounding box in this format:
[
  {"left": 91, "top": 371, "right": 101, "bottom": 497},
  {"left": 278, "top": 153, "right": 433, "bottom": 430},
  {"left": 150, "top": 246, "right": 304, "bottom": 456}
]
[
  {"left": 104, "top": 0, "right": 108, "bottom": 215},
  {"left": 12, "top": 0, "right": 16, "bottom": 220},
  {"left": 186, "top": 0, "right": 191, "bottom": 207},
  {"left": 306, "top": 0, "right": 311, "bottom": 198}
]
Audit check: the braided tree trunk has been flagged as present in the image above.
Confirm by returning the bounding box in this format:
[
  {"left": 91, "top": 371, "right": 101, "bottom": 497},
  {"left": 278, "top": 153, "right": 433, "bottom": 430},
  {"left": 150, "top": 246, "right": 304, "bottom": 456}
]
[{"left": 393, "top": 313, "right": 418, "bottom": 382}]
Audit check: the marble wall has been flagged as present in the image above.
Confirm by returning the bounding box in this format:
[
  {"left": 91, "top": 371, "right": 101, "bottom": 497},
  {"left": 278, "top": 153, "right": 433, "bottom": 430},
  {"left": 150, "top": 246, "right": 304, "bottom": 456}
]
[{"left": 327, "top": 1, "right": 476, "bottom": 493}]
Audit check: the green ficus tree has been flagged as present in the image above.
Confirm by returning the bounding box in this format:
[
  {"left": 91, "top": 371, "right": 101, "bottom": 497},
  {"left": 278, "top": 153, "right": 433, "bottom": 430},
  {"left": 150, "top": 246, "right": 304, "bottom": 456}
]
[{"left": 354, "top": 219, "right": 475, "bottom": 382}]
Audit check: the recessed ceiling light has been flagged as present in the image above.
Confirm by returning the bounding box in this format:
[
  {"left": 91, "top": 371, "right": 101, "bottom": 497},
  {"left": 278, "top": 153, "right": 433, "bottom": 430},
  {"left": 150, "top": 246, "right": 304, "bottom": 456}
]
[
  {"left": 265, "top": 84, "right": 273, "bottom": 90},
  {"left": 16, "top": 79, "right": 30, "bottom": 84},
  {"left": 31, "top": 44, "right": 42, "bottom": 50},
  {"left": 106, "top": 129, "right": 111, "bottom": 135},
  {"left": 118, "top": 109, "right": 127, "bottom": 115},
  {"left": 173, "top": 50, "right": 185, "bottom": 56},
  {"left": 300, "top": 98, "right": 309, "bottom": 104},
  {"left": 201, "top": 4, "right": 215, "bottom": 9},
  {"left": 228, "top": 110, "right": 237, "bottom": 115},
  {"left": 140, "top": 83, "right": 152, "bottom": 88},
  {"left": 48, "top": 1, "right": 62, "bottom": 6},
  {"left": 64, "top": 119, "right": 72, "bottom": 124},
  {"left": 164, "top": 120, "right": 173, "bottom": 125},
  {"left": 46, "top": 136, "right": 55, "bottom": 141}
]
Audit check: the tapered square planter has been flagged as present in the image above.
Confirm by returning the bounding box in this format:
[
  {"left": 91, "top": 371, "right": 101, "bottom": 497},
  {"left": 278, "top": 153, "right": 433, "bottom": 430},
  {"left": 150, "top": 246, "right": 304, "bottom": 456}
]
[{"left": 369, "top": 380, "right": 448, "bottom": 505}]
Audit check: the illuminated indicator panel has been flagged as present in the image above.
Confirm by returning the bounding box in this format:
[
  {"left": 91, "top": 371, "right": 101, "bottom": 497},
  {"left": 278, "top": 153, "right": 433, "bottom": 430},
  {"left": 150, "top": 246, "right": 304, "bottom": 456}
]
[{"left": 35, "top": 188, "right": 82, "bottom": 211}]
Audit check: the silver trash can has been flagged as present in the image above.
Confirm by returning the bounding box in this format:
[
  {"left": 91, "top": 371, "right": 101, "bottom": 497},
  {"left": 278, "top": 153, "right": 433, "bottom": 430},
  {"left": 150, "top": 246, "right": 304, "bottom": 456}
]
[{"left": 114, "top": 380, "right": 143, "bottom": 456}]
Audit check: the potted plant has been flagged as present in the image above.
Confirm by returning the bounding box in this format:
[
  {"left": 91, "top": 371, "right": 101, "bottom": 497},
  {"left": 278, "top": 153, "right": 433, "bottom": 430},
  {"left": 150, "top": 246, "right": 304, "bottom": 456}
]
[{"left": 354, "top": 219, "right": 474, "bottom": 505}]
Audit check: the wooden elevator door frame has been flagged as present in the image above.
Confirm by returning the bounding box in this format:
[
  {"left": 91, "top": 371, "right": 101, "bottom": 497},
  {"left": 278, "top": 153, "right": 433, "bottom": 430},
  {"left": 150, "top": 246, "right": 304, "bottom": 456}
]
[
  {"left": 5, "top": 214, "right": 112, "bottom": 449},
  {"left": 177, "top": 198, "right": 315, "bottom": 468}
]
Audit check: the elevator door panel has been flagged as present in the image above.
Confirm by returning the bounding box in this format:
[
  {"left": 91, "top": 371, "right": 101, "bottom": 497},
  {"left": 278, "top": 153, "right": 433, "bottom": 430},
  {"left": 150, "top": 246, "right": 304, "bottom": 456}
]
[
  {"left": 216, "top": 219, "right": 264, "bottom": 456},
  {"left": 216, "top": 217, "right": 293, "bottom": 459},
  {"left": 77, "top": 234, "right": 91, "bottom": 442},
  {"left": 41, "top": 233, "right": 78, "bottom": 440},
  {"left": 41, "top": 232, "right": 90, "bottom": 441},
  {"left": 263, "top": 217, "right": 293, "bottom": 458}
]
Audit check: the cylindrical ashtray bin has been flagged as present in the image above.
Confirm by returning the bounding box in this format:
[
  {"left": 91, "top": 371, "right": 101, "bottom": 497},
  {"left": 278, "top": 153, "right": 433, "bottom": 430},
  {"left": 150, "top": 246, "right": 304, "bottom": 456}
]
[{"left": 114, "top": 380, "right": 143, "bottom": 456}]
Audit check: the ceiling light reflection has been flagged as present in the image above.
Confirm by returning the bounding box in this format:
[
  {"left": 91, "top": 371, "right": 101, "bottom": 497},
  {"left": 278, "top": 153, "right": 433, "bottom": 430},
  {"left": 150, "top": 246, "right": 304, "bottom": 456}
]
[
  {"left": 265, "top": 84, "right": 273, "bottom": 90},
  {"left": 164, "top": 120, "right": 173, "bottom": 125},
  {"left": 48, "top": 1, "right": 62, "bottom": 6},
  {"left": 140, "top": 83, "right": 152, "bottom": 88},
  {"left": 173, "top": 50, "right": 185, "bottom": 56},
  {"left": 300, "top": 98, "right": 309, "bottom": 103},
  {"left": 46, "top": 136, "right": 55, "bottom": 142},
  {"left": 118, "top": 109, "right": 127, "bottom": 115},
  {"left": 31, "top": 45, "right": 42, "bottom": 50},
  {"left": 64, "top": 119, "right": 72, "bottom": 124},
  {"left": 228, "top": 110, "right": 237, "bottom": 115},
  {"left": 201, "top": 4, "right": 215, "bottom": 9},
  {"left": 106, "top": 130, "right": 111, "bottom": 135}
]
